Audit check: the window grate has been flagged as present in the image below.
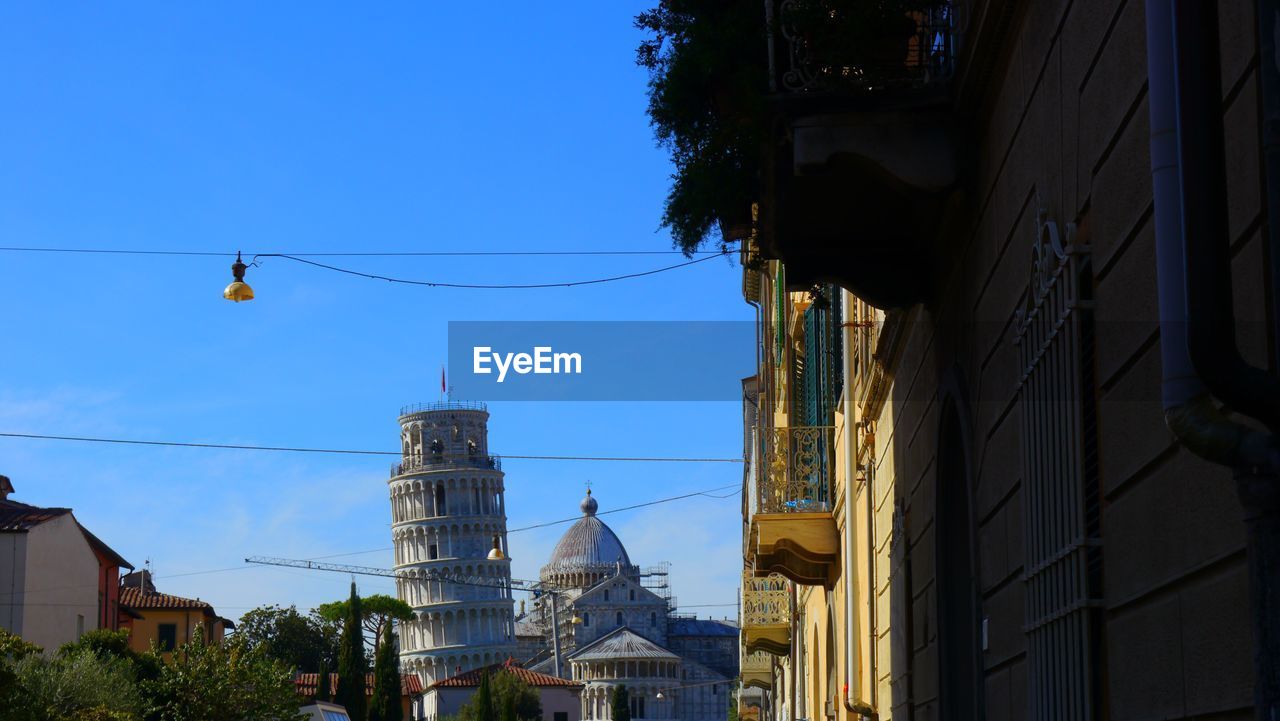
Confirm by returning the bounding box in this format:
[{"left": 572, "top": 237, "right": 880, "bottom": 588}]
[{"left": 1014, "top": 217, "right": 1103, "bottom": 721}]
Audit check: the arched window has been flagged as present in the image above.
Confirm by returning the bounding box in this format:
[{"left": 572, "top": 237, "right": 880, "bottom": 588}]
[
  {"left": 650, "top": 612, "right": 657, "bottom": 626},
  {"left": 629, "top": 590, "right": 635, "bottom": 601},
  {"left": 582, "top": 612, "right": 590, "bottom": 627},
  {"left": 616, "top": 611, "right": 623, "bottom": 626}
]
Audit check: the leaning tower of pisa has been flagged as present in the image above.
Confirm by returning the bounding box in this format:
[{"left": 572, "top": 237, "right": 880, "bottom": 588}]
[{"left": 389, "top": 401, "right": 516, "bottom": 684}]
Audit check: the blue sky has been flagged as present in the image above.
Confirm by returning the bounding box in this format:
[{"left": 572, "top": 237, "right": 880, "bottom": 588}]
[{"left": 0, "top": 3, "right": 749, "bottom": 621}]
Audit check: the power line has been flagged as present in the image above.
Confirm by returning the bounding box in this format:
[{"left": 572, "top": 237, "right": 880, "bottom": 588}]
[
  {"left": 0, "top": 246, "right": 733, "bottom": 289},
  {"left": 507, "top": 484, "right": 740, "bottom": 532},
  {"left": 304, "top": 482, "right": 742, "bottom": 562},
  {"left": 0, "top": 431, "right": 743, "bottom": 463},
  {"left": 0, "top": 247, "right": 725, "bottom": 257},
  {"left": 255, "top": 251, "right": 727, "bottom": 290},
  {"left": 0, "top": 482, "right": 741, "bottom": 599}
]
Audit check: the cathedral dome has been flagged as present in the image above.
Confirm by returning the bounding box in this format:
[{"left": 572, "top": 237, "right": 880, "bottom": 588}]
[{"left": 541, "top": 490, "right": 632, "bottom": 586}]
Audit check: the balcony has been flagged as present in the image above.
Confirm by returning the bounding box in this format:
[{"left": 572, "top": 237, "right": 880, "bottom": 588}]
[
  {"left": 740, "top": 645, "right": 775, "bottom": 689},
  {"left": 741, "top": 572, "right": 792, "bottom": 657},
  {"left": 758, "top": 1, "right": 960, "bottom": 309},
  {"left": 391, "top": 454, "right": 502, "bottom": 478},
  {"left": 747, "top": 426, "right": 840, "bottom": 587}
]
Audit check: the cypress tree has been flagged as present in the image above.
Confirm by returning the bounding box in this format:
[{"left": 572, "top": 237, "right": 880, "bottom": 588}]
[
  {"left": 336, "top": 582, "right": 368, "bottom": 720},
  {"left": 370, "top": 629, "right": 403, "bottom": 721},
  {"left": 318, "top": 660, "right": 332, "bottom": 702},
  {"left": 611, "top": 685, "right": 631, "bottom": 721},
  {"left": 475, "top": 671, "right": 496, "bottom": 721}
]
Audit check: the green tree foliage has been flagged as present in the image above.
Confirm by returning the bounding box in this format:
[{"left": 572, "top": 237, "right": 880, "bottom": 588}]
[
  {"left": 459, "top": 671, "right": 497, "bottom": 721},
  {"left": 0, "top": 628, "right": 42, "bottom": 709},
  {"left": 317, "top": 594, "right": 414, "bottom": 650},
  {"left": 318, "top": 659, "right": 332, "bottom": 702},
  {"left": 369, "top": 630, "right": 403, "bottom": 721},
  {"left": 458, "top": 669, "right": 541, "bottom": 721},
  {"left": 335, "top": 583, "right": 369, "bottom": 721},
  {"left": 140, "top": 628, "right": 305, "bottom": 721},
  {"left": 635, "top": 0, "right": 768, "bottom": 253},
  {"left": 5, "top": 647, "right": 142, "bottom": 721},
  {"left": 490, "top": 670, "right": 541, "bottom": 721},
  {"left": 57, "top": 628, "right": 162, "bottom": 683},
  {"left": 236, "top": 604, "right": 340, "bottom": 672},
  {"left": 611, "top": 685, "right": 631, "bottom": 721},
  {"left": 727, "top": 680, "right": 739, "bottom": 721}
]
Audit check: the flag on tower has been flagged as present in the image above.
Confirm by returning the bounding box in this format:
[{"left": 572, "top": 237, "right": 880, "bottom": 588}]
[{"left": 441, "top": 365, "right": 447, "bottom": 394}]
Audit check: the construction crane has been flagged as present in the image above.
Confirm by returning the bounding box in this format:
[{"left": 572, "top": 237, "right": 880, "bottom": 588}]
[{"left": 244, "top": 555, "right": 579, "bottom": 676}]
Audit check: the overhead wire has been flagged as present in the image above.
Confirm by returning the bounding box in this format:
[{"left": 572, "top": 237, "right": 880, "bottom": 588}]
[
  {"left": 0, "top": 247, "right": 725, "bottom": 257},
  {"left": 0, "top": 431, "right": 743, "bottom": 463},
  {"left": 254, "top": 251, "right": 727, "bottom": 290},
  {"left": 0, "top": 246, "right": 734, "bottom": 290}
]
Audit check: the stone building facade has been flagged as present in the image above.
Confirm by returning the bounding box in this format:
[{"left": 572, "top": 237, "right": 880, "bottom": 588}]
[{"left": 736, "top": 1, "right": 1275, "bottom": 720}]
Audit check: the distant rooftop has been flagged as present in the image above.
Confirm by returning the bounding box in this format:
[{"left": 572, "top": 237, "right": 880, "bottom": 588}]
[
  {"left": 400, "top": 400, "right": 488, "bottom": 417},
  {"left": 669, "top": 618, "right": 739, "bottom": 637}
]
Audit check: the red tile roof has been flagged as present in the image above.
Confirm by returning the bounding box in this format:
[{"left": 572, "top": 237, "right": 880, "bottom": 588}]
[
  {"left": 431, "top": 659, "right": 582, "bottom": 689},
  {"left": 119, "top": 586, "right": 214, "bottom": 612},
  {"left": 0, "top": 499, "right": 70, "bottom": 531},
  {"left": 296, "top": 673, "right": 424, "bottom": 697}
]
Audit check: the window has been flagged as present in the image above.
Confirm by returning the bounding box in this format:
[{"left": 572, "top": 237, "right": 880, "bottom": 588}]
[
  {"left": 554, "top": 714, "right": 568, "bottom": 721},
  {"left": 1016, "top": 219, "right": 1103, "bottom": 720},
  {"left": 650, "top": 612, "right": 657, "bottom": 626},
  {"left": 428, "top": 544, "right": 439, "bottom": 560},
  {"left": 629, "top": 590, "right": 635, "bottom": 601},
  {"left": 604, "top": 590, "right": 609, "bottom": 601},
  {"left": 582, "top": 612, "right": 590, "bottom": 627},
  {"left": 631, "top": 697, "right": 645, "bottom": 718},
  {"left": 158, "top": 623, "right": 177, "bottom": 652},
  {"left": 616, "top": 611, "right": 623, "bottom": 626}
]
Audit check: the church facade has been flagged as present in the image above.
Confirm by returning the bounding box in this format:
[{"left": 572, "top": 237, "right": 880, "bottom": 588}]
[{"left": 517, "top": 489, "right": 738, "bottom": 721}]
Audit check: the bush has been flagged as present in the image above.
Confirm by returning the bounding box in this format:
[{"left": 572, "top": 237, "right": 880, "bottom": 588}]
[{"left": 5, "top": 648, "right": 142, "bottom": 721}]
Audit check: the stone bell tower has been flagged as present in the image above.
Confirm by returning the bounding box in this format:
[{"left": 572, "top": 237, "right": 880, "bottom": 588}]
[{"left": 388, "top": 401, "right": 516, "bottom": 684}]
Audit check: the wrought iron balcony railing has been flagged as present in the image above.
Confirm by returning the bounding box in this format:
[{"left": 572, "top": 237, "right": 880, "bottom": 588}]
[
  {"left": 754, "top": 425, "right": 835, "bottom": 514},
  {"left": 767, "top": 0, "right": 958, "bottom": 97},
  {"left": 391, "top": 454, "right": 502, "bottom": 478},
  {"left": 742, "top": 572, "right": 790, "bottom": 625},
  {"left": 741, "top": 571, "right": 792, "bottom": 656}
]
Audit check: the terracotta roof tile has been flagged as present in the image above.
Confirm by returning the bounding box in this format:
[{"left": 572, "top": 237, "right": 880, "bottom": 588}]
[
  {"left": 296, "top": 673, "right": 424, "bottom": 697},
  {"left": 431, "top": 659, "right": 581, "bottom": 689},
  {"left": 0, "top": 500, "right": 70, "bottom": 531},
  {"left": 119, "top": 586, "right": 213, "bottom": 612}
]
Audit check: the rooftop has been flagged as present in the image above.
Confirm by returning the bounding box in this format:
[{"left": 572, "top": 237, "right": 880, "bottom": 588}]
[
  {"left": 430, "top": 658, "right": 582, "bottom": 689},
  {"left": 0, "top": 498, "right": 70, "bottom": 531},
  {"left": 541, "top": 490, "right": 632, "bottom": 578},
  {"left": 118, "top": 586, "right": 229, "bottom": 626},
  {"left": 568, "top": 627, "right": 680, "bottom": 663},
  {"left": 668, "top": 618, "right": 739, "bottom": 638},
  {"left": 296, "top": 672, "right": 425, "bottom": 697},
  {"left": 400, "top": 400, "right": 488, "bottom": 417}
]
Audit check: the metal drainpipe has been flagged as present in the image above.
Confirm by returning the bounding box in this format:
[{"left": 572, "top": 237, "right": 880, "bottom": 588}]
[
  {"left": 1148, "top": 0, "right": 1280, "bottom": 715},
  {"left": 1258, "top": 0, "right": 1280, "bottom": 370},
  {"left": 840, "top": 294, "right": 873, "bottom": 719}
]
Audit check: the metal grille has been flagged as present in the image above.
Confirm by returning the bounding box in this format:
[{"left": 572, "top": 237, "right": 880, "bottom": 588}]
[
  {"left": 767, "top": 0, "right": 958, "bottom": 94},
  {"left": 1013, "top": 217, "right": 1102, "bottom": 721}
]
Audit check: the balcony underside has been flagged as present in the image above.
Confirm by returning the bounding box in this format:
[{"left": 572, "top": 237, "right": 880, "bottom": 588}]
[
  {"left": 743, "top": 624, "right": 792, "bottom": 657},
  {"left": 750, "top": 512, "right": 840, "bottom": 588},
  {"left": 740, "top": 669, "right": 773, "bottom": 690},
  {"left": 761, "top": 110, "right": 957, "bottom": 309}
]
